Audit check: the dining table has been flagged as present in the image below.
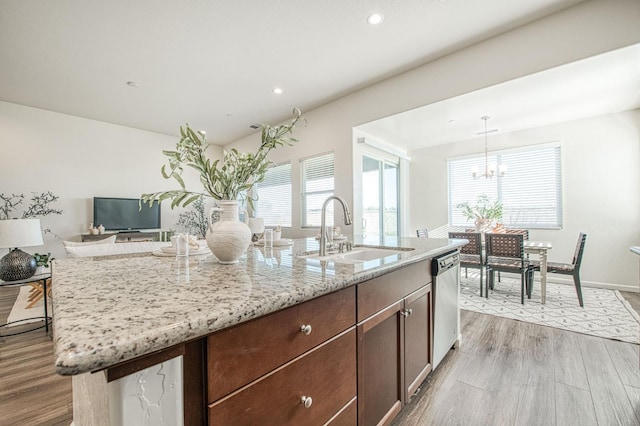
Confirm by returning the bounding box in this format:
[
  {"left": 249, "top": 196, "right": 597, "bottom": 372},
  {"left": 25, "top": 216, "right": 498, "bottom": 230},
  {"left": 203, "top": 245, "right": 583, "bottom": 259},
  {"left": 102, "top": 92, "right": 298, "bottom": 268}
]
[{"left": 524, "top": 240, "right": 553, "bottom": 304}]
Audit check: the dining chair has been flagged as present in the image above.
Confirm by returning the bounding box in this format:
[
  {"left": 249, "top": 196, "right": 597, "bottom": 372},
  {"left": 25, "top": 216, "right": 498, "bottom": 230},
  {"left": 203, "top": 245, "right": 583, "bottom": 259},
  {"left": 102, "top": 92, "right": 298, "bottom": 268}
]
[
  {"left": 495, "top": 229, "right": 529, "bottom": 283},
  {"left": 504, "top": 228, "right": 530, "bottom": 239},
  {"left": 528, "top": 233, "right": 587, "bottom": 307},
  {"left": 449, "top": 232, "right": 484, "bottom": 296},
  {"left": 416, "top": 229, "right": 429, "bottom": 238},
  {"left": 485, "top": 233, "right": 531, "bottom": 304}
]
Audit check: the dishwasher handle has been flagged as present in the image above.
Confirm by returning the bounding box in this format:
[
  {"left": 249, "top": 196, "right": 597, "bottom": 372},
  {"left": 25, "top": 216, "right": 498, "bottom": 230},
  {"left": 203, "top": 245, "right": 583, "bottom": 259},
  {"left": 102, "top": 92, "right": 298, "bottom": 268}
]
[{"left": 432, "top": 252, "right": 460, "bottom": 276}]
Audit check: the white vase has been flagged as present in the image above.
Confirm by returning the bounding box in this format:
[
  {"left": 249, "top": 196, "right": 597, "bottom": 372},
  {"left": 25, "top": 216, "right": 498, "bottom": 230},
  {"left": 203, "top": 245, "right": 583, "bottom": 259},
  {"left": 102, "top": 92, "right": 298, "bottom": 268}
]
[
  {"left": 206, "top": 201, "right": 251, "bottom": 264},
  {"left": 475, "top": 218, "right": 492, "bottom": 233}
]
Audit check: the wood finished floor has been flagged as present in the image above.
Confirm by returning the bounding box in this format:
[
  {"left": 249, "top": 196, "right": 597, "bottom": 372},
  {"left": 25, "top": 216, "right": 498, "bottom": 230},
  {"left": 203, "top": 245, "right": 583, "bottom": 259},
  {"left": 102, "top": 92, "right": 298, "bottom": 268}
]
[
  {"left": 0, "top": 286, "right": 73, "bottom": 426},
  {"left": 394, "top": 292, "right": 640, "bottom": 426},
  {"left": 0, "top": 287, "right": 638, "bottom": 425}
]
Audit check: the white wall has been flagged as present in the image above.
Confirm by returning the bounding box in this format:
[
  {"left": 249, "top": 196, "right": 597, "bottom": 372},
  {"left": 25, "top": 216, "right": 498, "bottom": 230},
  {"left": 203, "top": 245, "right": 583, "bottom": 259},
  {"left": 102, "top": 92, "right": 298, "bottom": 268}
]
[
  {"left": 0, "top": 101, "right": 218, "bottom": 259},
  {"left": 410, "top": 110, "right": 640, "bottom": 289},
  {"left": 226, "top": 0, "right": 640, "bottom": 240},
  {"left": 2, "top": 0, "right": 639, "bottom": 279}
]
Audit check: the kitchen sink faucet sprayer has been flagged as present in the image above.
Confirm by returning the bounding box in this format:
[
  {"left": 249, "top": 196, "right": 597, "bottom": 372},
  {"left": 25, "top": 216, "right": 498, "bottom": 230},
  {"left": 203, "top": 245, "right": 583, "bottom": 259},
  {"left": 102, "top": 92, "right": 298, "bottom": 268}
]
[{"left": 319, "top": 196, "right": 353, "bottom": 257}]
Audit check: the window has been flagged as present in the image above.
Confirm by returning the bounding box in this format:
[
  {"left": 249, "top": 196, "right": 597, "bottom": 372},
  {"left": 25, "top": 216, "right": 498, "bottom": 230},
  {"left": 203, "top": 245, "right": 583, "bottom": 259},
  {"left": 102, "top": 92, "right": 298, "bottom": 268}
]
[
  {"left": 254, "top": 163, "right": 292, "bottom": 227},
  {"left": 448, "top": 144, "right": 562, "bottom": 228},
  {"left": 301, "top": 153, "right": 334, "bottom": 227},
  {"left": 361, "top": 154, "right": 400, "bottom": 238}
]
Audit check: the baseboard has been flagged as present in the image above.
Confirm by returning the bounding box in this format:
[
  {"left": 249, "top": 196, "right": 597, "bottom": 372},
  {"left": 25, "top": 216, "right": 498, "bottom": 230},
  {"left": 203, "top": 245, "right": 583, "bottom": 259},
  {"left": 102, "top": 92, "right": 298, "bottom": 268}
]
[
  {"left": 495, "top": 271, "right": 640, "bottom": 293},
  {"left": 541, "top": 276, "right": 639, "bottom": 293}
]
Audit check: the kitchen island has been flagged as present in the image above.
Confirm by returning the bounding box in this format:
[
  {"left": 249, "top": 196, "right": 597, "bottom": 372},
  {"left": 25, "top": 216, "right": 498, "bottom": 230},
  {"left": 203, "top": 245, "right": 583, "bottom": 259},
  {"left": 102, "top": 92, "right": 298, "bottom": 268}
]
[{"left": 52, "top": 236, "right": 465, "bottom": 425}]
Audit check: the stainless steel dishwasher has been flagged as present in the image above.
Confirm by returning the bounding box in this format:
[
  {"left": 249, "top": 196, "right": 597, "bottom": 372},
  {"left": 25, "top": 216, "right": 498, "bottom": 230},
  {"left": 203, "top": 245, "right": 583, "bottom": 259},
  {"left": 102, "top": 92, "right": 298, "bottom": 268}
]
[{"left": 432, "top": 251, "right": 461, "bottom": 369}]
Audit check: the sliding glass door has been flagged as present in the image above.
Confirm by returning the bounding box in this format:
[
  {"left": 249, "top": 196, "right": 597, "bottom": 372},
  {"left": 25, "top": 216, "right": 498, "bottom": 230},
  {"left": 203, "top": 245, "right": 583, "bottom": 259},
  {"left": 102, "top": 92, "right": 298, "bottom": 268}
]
[{"left": 362, "top": 155, "right": 399, "bottom": 238}]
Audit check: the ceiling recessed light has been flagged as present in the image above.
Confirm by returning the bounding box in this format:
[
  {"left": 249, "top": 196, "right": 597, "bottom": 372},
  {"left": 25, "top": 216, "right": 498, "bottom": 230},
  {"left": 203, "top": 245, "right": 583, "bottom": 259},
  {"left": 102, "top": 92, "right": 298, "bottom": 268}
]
[
  {"left": 126, "top": 81, "right": 139, "bottom": 88},
  {"left": 367, "top": 13, "right": 384, "bottom": 25},
  {"left": 273, "top": 87, "right": 283, "bottom": 94}
]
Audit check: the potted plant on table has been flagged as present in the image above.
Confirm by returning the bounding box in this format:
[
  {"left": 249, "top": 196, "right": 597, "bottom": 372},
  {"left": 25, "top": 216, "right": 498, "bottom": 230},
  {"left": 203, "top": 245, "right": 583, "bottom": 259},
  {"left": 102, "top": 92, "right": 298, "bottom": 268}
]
[
  {"left": 456, "top": 194, "right": 503, "bottom": 232},
  {"left": 141, "top": 109, "right": 304, "bottom": 264}
]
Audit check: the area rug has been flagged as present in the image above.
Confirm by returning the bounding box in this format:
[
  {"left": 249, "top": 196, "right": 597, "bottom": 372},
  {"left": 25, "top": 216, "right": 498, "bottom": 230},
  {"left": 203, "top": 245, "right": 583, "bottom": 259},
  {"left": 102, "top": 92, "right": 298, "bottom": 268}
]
[
  {"left": 6, "top": 286, "right": 50, "bottom": 327},
  {"left": 460, "top": 271, "right": 640, "bottom": 344}
]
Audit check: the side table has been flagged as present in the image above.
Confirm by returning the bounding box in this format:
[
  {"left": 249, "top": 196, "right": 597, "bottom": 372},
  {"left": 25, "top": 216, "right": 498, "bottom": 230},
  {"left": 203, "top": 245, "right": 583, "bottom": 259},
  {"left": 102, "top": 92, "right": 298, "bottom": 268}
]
[{"left": 0, "top": 273, "right": 52, "bottom": 336}]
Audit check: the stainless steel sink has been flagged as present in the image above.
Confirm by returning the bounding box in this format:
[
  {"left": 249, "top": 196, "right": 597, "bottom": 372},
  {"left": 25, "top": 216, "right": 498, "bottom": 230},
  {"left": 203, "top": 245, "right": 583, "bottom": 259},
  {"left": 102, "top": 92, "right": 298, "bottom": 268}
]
[{"left": 297, "top": 246, "right": 414, "bottom": 264}]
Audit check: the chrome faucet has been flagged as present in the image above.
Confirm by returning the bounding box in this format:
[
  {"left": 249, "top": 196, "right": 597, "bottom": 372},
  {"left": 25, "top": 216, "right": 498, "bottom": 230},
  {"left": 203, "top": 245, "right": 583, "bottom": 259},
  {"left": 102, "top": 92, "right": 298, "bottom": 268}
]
[{"left": 319, "top": 196, "right": 353, "bottom": 256}]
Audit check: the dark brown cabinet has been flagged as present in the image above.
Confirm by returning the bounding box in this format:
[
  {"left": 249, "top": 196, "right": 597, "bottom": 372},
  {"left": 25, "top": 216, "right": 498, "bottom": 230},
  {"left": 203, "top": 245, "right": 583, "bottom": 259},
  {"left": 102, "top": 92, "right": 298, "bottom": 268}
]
[
  {"left": 356, "top": 260, "right": 433, "bottom": 426},
  {"left": 206, "top": 287, "right": 357, "bottom": 425},
  {"left": 357, "top": 300, "right": 404, "bottom": 426},
  {"left": 403, "top": 285, "right": 432, "bottom": 401},
  {"left": 176, "top": 256, "right": 438, "bottom": 425},
  {"left": 209, "top": 328, "right": 356, "bottom": 425}
]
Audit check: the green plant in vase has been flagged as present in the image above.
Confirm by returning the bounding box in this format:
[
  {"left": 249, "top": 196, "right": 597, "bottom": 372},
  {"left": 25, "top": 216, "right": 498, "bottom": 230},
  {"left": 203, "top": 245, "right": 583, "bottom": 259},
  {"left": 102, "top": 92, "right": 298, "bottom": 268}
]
[
  {"left": 141, "top": 109, "right": 304, "bottom": 263},
  {"left": 456, "top": 194, "right": 503, "bottom": 232},
  {"left": 141, "top": 108, "right": 304, "bottom": 210}
]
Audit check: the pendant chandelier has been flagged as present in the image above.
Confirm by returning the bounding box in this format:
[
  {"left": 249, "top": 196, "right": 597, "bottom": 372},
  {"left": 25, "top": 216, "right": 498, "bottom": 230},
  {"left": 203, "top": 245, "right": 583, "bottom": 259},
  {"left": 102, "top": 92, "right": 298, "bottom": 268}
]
[{"left": 471, "top": 116, "right": 506, "bottom": 179}]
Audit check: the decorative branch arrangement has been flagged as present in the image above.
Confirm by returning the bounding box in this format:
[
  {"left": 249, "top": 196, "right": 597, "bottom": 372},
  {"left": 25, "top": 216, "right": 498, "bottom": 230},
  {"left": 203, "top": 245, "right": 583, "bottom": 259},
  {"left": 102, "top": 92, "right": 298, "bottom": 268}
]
[
  {"left": 0, "top": 191, "right": 64, "bottom": 238},
  {"left": 0, "top": 193, "right": 25, "bottom": 220},
  {"left": 176, "top": 196, "right": 210, "bottom": 238},
  {"left": 0, "top": 191, "right": 63, "bottom": 220},
  {"left": 141, "top": 109, "right": 304, "bottom": 211},
  {"left": 456, "top": 194, "right": 503, "bottom": 221}
]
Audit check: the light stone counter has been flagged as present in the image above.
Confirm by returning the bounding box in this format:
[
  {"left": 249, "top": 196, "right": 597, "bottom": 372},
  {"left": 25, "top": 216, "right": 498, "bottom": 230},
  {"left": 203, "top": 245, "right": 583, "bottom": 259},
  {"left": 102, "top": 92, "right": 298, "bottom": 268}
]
[{"left": 52, "top": 236, "right": 464, "bottom": 376}]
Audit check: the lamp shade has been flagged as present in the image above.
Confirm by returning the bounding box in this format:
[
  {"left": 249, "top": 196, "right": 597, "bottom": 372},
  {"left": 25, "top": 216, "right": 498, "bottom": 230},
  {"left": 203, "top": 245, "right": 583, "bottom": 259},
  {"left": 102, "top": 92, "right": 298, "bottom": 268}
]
[{"left": 0, "top": 218, "right": 44, "bottom": 249}]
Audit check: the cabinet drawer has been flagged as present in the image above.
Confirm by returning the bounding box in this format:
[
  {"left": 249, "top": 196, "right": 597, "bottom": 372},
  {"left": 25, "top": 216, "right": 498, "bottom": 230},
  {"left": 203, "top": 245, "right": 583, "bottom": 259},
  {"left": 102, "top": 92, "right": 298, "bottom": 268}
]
[
  {"left": 327, "top": 397, "right": 357, "bottom": 425},
  {"left": 208, "top": 286, "right": 356, "bottom": 402},
  {"left": 208, "top": 328, "right": 357, "bottom": 426},
  {"left": 357, "top": 260, "right": 431, "bottom": 322}
]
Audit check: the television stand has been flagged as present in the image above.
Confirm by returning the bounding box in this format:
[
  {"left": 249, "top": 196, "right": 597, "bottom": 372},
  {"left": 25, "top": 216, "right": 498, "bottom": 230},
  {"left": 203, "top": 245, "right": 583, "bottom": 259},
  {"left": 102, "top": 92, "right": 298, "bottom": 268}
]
[{"left": 81, "top": 231, "right": 161, "bottom": 242}]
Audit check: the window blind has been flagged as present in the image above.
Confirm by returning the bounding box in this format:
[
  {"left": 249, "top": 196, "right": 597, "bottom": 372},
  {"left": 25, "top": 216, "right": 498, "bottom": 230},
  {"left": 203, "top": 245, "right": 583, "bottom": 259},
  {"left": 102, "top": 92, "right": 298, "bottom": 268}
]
[
  {"left": 301, "top": 153, "right": 334, "bottom": 227},
  {"left": 448, "top": 144, "right": 562, "bottom": 229},
  {"left": 255, "top": 163, "right": 292, "bottom": 227}
]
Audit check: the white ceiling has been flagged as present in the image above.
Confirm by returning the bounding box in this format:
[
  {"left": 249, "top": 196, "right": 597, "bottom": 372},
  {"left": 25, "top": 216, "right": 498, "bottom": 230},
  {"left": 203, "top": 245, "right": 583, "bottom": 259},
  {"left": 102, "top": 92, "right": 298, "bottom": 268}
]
[
  {"left": 357, "top": 42, "right": 640, "bottom": 151},
  {"left": 0, "top": 0, "right": 589, "bottom": 145}
]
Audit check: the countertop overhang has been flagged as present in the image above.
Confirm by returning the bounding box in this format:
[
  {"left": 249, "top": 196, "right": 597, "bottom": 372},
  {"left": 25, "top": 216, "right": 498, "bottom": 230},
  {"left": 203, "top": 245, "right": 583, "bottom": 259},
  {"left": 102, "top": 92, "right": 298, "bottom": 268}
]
[{"left": 52, "top": 237, "right": 465, "bottom": 375}]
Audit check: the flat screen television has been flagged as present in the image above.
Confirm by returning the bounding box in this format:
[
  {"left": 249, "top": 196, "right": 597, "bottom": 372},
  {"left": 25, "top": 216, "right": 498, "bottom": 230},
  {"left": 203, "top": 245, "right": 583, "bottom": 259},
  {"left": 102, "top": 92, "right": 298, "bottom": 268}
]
[{"left": 93, "top": 197, "right": 161, "bottom": 231}]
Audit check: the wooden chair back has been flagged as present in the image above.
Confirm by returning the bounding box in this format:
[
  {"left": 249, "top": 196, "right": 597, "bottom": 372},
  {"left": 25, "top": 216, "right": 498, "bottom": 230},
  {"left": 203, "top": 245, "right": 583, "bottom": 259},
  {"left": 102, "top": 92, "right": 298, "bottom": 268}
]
[
  {"left": 572, "top": 233, "right": 587, "bottom": 268},
  {"left": 485, "top": 233, "right": 525, "bottom": 260},
  {"left": 503, "top": 228, "right": 529, "bottom": 240},
  {"left": 448, "top": 232, "right": 483, "bottom": 260}
]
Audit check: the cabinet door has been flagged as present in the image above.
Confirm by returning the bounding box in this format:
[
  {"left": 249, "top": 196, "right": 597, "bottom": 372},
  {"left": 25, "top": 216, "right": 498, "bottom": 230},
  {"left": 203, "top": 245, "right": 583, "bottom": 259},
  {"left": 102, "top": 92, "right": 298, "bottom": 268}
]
[
  {"left": 208, "top": 287, "right": 355, "bottom": 402},
  {"left": 357, "top": 300, "right": 404, "bottom": 426},
  {"left": 208, "top": 328, "right": 356, "bottom": 426},
  {"left": 403, "top": 284, "right": 432, "bottom": 402}
]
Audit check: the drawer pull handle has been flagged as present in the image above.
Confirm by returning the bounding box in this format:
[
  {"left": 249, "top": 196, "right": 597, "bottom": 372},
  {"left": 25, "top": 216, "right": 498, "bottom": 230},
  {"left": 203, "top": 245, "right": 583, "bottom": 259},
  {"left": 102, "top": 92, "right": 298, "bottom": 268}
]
[
  {"left": 300, "top": 324, "right": 312, "bottom": 335},
  {"left": 401, "top": 309, "right": 413, "bottom": 318},
  {"left": 301, "top": 396, "right": 313, "bottom": 408}
]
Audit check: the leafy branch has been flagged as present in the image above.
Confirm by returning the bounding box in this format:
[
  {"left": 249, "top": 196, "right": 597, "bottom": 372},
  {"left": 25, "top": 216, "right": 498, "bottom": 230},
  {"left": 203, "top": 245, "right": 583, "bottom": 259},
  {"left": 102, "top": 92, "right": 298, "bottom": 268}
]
[
  {"left": 22, "top": 191, "right": 63, "bottom": 218},
  {"left": 457, "top": 194, "right": 503, "bottom": 221},
  {"left": 141, "top": 108, "right": 304, "bottom": 211},
  {"left": 0, "top": 193, "right": 24, "bottom": 220},
  {"left": 0, "top": 191, "right": 64, "bottom": 239},
  {"left": 176, "top": 196, "right": 209, "bottom": 238}
]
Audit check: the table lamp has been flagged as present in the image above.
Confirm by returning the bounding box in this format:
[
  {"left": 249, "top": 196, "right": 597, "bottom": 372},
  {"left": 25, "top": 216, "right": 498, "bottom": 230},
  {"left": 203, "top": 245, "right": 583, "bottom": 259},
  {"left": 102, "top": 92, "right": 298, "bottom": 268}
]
[{"left": 0, "top": 218, "right": 44, "bottom": 281}]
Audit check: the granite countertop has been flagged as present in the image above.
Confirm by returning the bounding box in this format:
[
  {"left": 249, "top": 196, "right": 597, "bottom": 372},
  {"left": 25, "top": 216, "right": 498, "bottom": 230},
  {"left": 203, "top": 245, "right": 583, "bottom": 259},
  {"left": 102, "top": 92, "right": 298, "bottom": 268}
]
[{"left": 52, "top": 236, "right": 465, "bottom": 375}]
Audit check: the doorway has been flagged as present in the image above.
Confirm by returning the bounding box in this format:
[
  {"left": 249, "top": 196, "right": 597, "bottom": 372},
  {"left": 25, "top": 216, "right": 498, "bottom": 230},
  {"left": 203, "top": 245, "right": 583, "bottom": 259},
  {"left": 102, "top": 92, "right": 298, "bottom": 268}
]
[{"left": 361, "top": 154, "right": 399, "bottom": 238}]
